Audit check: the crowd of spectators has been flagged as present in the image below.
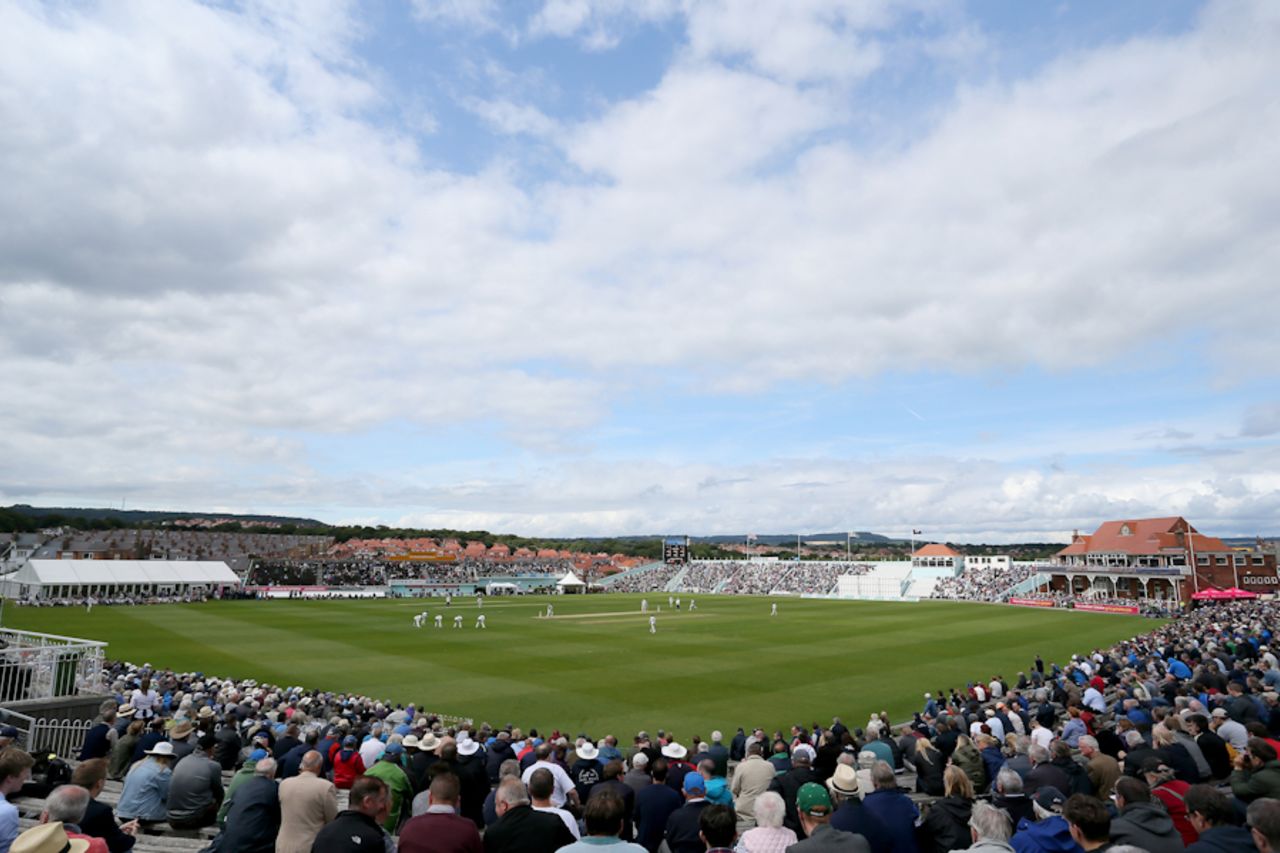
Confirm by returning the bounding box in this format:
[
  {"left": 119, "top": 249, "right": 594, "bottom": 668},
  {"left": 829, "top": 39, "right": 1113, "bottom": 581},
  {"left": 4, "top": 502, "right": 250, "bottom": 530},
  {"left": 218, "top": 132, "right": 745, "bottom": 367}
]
[
  {"left": 607, "top": 563, "right": 683, "bottom": 593},
  {"left": 13, "top": 592, "right": 212, "bottom": 608},
  {"left": 771, "top": 562, "right": 875, "bottom": 595},
  {"left": 6, "top": 597, "right": 1277, "bottom": 853},
  {"left": 930, "top": 563, "right": 1037, "bottom": 602},
  {"left": 248, "top": 557, "right": 580, "bottom": 589}
]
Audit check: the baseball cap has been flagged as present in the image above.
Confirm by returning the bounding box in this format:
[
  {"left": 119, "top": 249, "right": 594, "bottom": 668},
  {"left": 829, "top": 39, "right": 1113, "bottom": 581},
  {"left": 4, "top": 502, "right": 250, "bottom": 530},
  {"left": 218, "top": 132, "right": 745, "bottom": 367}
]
[
  {"left": 796, "top": 782, "right": 833, "bottom": 816},
  {"left": 342, "top": 735, "right": 358, "bottom": 748},
  {"left": 248, "top": 748, "right": 268, "bottom": 761},
  {"left": 682, "top": 774, "right": 706, "bottom": 794},
  {"left": 385, "top": 742, "right": 404, "bottom": 756},
  {"left": 1034, "top": 787, "right": 1065, "bottom": 813},
  {"left": 1211, "top": 708, "right": 1229, "bottom": 718},
  {"left": 0, "top": 726, "right": 19, "bottom": 739}
]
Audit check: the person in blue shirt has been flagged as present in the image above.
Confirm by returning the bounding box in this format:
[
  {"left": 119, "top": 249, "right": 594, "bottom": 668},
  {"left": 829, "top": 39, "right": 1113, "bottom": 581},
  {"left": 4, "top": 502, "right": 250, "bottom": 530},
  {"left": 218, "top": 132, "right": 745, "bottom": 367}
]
[
  {"left": 116, "top": 742, "right": 176, "bottom": 823},
  {"left": 0, "top": 747, "right": 35, "bottom": 853}
]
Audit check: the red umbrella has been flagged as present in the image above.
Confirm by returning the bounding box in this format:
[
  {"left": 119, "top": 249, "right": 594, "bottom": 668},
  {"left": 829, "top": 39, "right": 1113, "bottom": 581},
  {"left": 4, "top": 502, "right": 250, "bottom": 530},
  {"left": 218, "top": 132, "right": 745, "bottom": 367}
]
[{"left": 1223, "top": 587, "right": 1258, "bottom": 599}]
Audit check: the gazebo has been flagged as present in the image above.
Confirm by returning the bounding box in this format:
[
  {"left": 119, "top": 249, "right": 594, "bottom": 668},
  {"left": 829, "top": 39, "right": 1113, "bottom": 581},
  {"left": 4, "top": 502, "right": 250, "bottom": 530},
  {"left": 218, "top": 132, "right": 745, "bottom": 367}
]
[
  {"left": 1191, "top": 586, "right": 1257, "bottom": 601},
  {"left": 555, "top": 571, "right": 586, "bottom": 594}
]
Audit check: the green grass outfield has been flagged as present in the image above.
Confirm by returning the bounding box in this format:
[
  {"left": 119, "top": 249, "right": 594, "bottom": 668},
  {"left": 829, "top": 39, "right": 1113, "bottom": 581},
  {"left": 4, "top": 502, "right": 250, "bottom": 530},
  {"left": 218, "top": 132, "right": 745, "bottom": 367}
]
[{"left": 2, "top": 594, "right": 1158, "bottom": 738}]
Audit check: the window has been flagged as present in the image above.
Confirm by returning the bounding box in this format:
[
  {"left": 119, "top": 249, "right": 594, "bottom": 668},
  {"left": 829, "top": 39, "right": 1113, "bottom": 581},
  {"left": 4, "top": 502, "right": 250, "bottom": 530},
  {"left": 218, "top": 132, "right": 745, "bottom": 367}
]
[
  {"left": 1235, "top": 554, "right": 1246, "bottom": 566},
  {"left": 1216, "top": 556, "right": 1228, "bottom": 565},
  {"left": 1198, "top": 555, "right": 1209, "bottom": 565},
  {"left": 1120, "top": 524, "right": 1132, "bottom": 536}
]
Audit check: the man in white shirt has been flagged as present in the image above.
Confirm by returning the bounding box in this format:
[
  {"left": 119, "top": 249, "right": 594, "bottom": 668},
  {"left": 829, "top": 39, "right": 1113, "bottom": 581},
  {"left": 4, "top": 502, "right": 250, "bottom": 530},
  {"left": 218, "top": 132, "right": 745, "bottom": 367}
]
[
  {"left": 521, "top": 744, "right": 579, "bottom": 809},
  {"left": 359, "top": 731, "right": 385, "bottom": 769},
  {"left": 1082, "top": 685, "right": 1106, "bottom": 714},
  {"left": 1030, "top": 718, "right": 1054, "bottom": 751},
  {"left": 1211, "top": 708, "right": 1249, "bottom": 751}
]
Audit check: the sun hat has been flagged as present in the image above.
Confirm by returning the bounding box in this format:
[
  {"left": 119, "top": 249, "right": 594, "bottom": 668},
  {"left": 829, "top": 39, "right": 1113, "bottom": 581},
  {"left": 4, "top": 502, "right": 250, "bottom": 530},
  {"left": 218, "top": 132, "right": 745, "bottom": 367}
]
[
  {"left": 577, "top": 742, "right": 600, "bottom": 761},
  {"left": 198, "top": 706, "right": 216, "bottom": 719},
  {"left": 117, "top": 704, "right": 136, "bottom": 718},
  {"left": 402, "top": 735, "right": 420, "bottom": 750},
  {"left": 145, "top": 742, "right": 176, "bottom": 757},
  {"left": 797, "top": 782, "right": 833, "bottom": 816},
  {"left": 682, "top": 774, "right": 706, "bottom": 794},
  {"left": 170, "top": 720, "right": 194, "bottom": 740},
  {"left": 419, "top": 733, "right": 441, "bottom": 750},
  {"left": 457, "top": 738, "right": 480, "bottom": 756},
  {"left": 826, "top": 764, "right": 859, "bottom": 796},
  {"left": 11, "top": 822, "right": 91, "bottom": 853},
  {"left": 661, "top": 742, "right": 688, "bottom": 760}
]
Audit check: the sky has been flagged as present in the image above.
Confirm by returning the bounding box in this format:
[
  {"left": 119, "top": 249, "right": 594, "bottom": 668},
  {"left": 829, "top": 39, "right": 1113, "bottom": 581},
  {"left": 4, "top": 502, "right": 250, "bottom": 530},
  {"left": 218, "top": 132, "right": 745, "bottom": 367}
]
[{"left": 1, "top": 0, "right": 1278, "bottom": 543}]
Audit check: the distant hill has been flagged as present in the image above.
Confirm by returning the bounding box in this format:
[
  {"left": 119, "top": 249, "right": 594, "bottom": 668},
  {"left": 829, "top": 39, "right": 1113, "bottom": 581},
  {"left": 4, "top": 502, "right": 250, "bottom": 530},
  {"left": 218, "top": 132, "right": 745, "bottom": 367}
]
[
  {"left": 691, "top": 531, "right": 896, "bottom": 545},
  {"left": 2, "top": 504, "right": 325, "bottom": 528}
]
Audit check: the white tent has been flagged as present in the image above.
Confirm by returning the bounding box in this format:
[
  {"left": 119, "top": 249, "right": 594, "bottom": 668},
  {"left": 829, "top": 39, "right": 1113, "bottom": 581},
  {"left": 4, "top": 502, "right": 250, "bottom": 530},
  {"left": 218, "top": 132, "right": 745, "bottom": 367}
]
[
  {"left": 2, "top": 560, "right": 240, "bottom": 600},
  {"left": 555, "top": 571, "right": 586, "bottom": 594}
]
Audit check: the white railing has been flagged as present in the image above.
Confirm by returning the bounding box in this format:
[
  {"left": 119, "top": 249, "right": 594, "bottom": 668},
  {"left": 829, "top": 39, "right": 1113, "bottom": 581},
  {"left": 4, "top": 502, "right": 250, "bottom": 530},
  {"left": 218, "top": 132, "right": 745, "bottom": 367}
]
[
  {"left": 0, "top": 629, "right": 108, "bottom": 702},
  {"left": 0, "top": 709, "right": 94, "bottom": 759}
]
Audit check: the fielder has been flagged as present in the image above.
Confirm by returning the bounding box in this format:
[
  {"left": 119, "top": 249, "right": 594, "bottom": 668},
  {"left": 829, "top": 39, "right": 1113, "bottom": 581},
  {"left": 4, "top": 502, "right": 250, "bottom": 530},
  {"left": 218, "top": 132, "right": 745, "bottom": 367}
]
[
  {"left": 413, "top": 614, "right": 423, "bottom": 628},
  {"left": 689, "top": 599, "right": 697, "bottom": 611},
  {"left": 649, "top": 615, "right": 657, "bottom": 634},
  {"left": 475, "top": 614, "right": 486, "bottom": 629},
  {"left": 641, "top": 599, "right": 648, "bottom": 613},
  {"left": 771, "top": 602, "right": 778, "bottom": 616},
  {"left": 434, "top": 614, "right": 443, "bottom": 628},
  {"left": 453, "top": 614, "right": 463, "bottom": 628}
]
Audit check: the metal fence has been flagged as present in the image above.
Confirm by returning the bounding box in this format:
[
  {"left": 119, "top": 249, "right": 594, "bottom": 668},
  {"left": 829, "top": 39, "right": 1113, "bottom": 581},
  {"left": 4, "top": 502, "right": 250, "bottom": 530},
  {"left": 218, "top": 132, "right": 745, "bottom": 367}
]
[
  {"left": 0, "top": 708, "right": 93, "bottom": 759},
  {"left": 0, "top": 628, "right": 108, "bottom": 703}
]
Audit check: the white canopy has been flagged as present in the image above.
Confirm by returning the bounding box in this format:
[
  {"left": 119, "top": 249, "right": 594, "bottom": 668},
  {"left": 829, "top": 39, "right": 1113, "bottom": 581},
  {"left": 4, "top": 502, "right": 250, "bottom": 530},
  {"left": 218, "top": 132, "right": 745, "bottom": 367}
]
[
  {"left": 9, "top": 560, "right": 240, "bottom": 588},
  {"left": 555, "top": 571, "right": 585, "bottom": 587}
]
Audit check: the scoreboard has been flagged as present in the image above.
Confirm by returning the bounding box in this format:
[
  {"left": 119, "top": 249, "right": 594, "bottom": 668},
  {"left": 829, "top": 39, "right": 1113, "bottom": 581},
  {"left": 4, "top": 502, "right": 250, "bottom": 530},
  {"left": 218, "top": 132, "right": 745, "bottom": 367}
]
[{"left": 663, "top": 536, "right": 690, "bottom": 565}]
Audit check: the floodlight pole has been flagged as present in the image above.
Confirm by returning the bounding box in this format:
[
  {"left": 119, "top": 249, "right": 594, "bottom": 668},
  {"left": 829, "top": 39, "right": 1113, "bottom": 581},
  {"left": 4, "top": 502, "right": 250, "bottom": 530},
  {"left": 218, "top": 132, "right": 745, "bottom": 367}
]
[{"left": 846, "top": 532, "right": 851, "bottom": 562}]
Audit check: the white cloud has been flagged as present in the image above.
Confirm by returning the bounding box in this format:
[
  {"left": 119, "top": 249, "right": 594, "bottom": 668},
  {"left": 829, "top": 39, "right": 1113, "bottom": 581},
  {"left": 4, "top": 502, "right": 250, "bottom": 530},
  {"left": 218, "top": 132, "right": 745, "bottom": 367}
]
[
  {"left": 410, "top": 0, "right": 499, "bottom": 30},
  {"left": 1, "top": 0, "right": 1278, "bottom": 533}
]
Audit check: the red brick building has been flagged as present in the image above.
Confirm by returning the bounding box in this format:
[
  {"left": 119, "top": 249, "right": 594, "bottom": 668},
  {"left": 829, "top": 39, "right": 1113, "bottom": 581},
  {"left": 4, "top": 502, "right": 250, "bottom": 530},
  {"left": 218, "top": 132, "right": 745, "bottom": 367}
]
[{"left": 1049, "top": 516, "right": 1276, "bottom": 603}]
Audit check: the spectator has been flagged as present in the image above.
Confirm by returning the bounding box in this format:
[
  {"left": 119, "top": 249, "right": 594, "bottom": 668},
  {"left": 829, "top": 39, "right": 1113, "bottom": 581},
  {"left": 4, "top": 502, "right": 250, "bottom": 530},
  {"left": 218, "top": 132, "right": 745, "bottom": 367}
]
[
  {"left": 699, "top": 804, "right": 737, "bottom": 853},
  {"left": 771, "top": 748, "right": 820, "bottom": 835},
  {"left": 1246, "top": 799, "right": 1280, "bottom": 853},
  {"left": 116, "top": 742, "right": 175, "bottom": 824},
  {"left": 787, "top": 782, "right": 870, "bottom": 853},
  {"left": 1184, "top": 785, "right": 1252, "bottom": 853},
  {"left": 992, "top": 767, "right": 1035, "bottom": 829},
  {"left": 917, "top": 766, "right": 974, "bottom": 853},
  {"left": 1061, "top": 795, "right": 1110, "bottom": 853},
  {"left": 0, "top": 747, "right": 35, "bottom": 852},
  {"left": 521, "top": 744, "right": 578, "bottom": 810},
  {"left": 1141, "top": 759, "right": 1197, "bottom": 847},
  {"left": 664, "top": 773, "right": 711, "bottom": 853},
  {"left": 166, "top": 734, "right": 224, "bottom": 829},
  {"left": 732, "top": 742, "right": 777, "bottom": 831},
  {"left": 276, "top": 750, "right": 338, "bottom": 853},
  {"left": 399, "top": 772, "right": 482, "bottom": 853},
  {"left": 634, "top": 759, "right": 682, "bottom": 853},
  {"left": 624, "top": 753, "right": 651, "bottom": 795},
  {"left": 529, "top": 768, "right": 580, "bottom": 841},
  {"left": 1009, "top": 787, "right": 1078, "bottom": 853},
  {"left": 738, "top": 792, "right": 797, "bottom": 853},
  {"left": 70, "top": 758, "right": 137, "bottom": 853},
  {"left": 1108, "top": 777, "right": 1182, "bottom": 853},
  {"left": 8, "top": 823, "right": 92, "bottom": 853},
  {"left": 1077, "top": 738, "right": 1119, "bottom": 800},
  {"left": 483, "top": 777, "right": 576, "bottom": 853},
  {"left": 213, "top": 755, "right": 279, "bottom": 853},
  {"left": 1187, "top": 715, "right": 1232, "bottom": 781},
  {"left": 590, "top": 760, "right": 637, "bottom": 841},
  {"left": 331, "top": 736, "right": 365, "bottom": 790},
  {"left": 559, "top": 790, "right": 648, "bottom": 853},
  {"left": 36, "top": 784, "right": 106, "bottom": 853},
  {"left": 1232, "top": 739, "right": 1280, "bottom": 803},
  {"left": 108, "top": 721, "right": 143, "bottom": 782},
  {"left": 965, "top": 801, "right": 1015, "bottom": 853},
  {"left": 861, "top": 761, "right": 919, "bottom": 853},
  {"left": 363, "top": 741, "right": 412, "bottom": 833},
  {"left": 311, "top": 776, "right": 392, "bottom": 853}
]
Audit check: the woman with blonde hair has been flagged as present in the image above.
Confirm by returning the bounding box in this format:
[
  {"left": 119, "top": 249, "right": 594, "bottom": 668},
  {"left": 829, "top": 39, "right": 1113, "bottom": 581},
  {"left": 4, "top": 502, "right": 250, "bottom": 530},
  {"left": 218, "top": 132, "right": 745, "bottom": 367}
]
[
  {"left": 917, "top": 765, "right": 976, "bottom": 853},
  {"left": 913, "top": 738, "right": 944, "bottom": 797}
]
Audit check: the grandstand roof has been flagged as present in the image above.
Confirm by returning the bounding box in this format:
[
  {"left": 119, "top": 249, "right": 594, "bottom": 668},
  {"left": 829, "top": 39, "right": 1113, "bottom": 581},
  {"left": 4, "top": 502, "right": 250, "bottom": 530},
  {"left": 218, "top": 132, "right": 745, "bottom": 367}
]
[
  {"left": 12, "top": 560, "right": 240, "bottom": 586},
  {"left": 913, "top": 544, "right": 961, "bottom": 558},
  {"left": 1056, "top": 517, "right": 1230, "bottom": 557}
]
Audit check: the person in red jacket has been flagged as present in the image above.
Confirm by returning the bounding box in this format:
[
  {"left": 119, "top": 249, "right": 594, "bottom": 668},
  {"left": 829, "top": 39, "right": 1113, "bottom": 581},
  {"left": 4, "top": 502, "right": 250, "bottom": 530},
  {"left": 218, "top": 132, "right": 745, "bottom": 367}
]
[
  {"left": 1142, "top": 759, "right": 1197, "bottom": 846},
  {"left": 332, "top": 735, "right": 366, "bottom": 790}
]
